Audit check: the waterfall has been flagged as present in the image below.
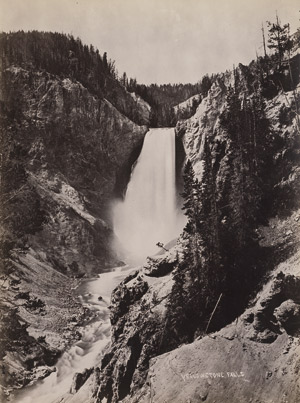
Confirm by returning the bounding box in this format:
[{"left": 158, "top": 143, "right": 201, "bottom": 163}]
[{"left": 113, "top": 127, "right": 184, "bottom": 263}]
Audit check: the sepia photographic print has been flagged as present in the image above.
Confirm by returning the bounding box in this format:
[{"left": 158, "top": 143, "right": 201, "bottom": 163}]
[{"left": 0, "top": 0, "right": 300, "bottom": 402}]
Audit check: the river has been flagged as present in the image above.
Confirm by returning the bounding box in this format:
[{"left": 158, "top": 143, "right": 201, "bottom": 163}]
[{"left": 15, "top": 265, "right": 134, "bottom": 403}]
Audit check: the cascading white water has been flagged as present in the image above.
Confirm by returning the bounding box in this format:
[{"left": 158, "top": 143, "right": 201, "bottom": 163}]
[
  {"left": 113, "top": 127, "right": 184, "bottom": 263},
  {"left": 14, "top": 266, "right": 134, "bottom": 403}
]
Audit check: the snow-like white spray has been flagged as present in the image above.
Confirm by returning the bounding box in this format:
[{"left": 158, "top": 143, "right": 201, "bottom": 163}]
[{"left": 113, "top": 127, "right": 185, "bottom": 263}]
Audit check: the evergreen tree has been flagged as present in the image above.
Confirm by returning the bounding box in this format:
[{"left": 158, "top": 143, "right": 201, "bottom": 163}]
[
  {"left": 267, "top": 14, "right": 293, "bottom": 65},
  {"left": 181, "top": 160, "right": 198, "bottom": 235},
  {"left": 164, "top": 262, "right": 189, "bottom": 348},
  {"left": 217, "top": 83, "right": 272, "bottom": 324},
  {"left": 120, "top": 72, "right": 128, "bottom": 88},
  {"left": 199, "top": 137, "right": 221, "bottom": 292},
  {"left": 166, "top": 150, "right": 223, "bottom": 343},
  {"left": 103, "top": 51, "right": 108, "bottom": 71}
]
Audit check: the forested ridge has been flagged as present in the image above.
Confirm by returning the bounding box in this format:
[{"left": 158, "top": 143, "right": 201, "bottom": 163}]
[
  {"left": 0, "top": 31, "right": 217, "bottom": 127},
  {"left": 0, "top": 31, "right": 115, "bottom": 96},
  {"left": 122, "top": 75, "right": 215, "bottom": 126},
  {"left": 0, "top": 31, "right": 149, "bottom": 126}
]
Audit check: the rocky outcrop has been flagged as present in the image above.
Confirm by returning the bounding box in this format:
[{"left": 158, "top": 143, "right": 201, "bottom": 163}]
[
  {"left": 0, "top": 248, "right": 86, "bottom": 397},
  {"left": 173, "top": 94, "right": 202, "bottom": 121},
  {"left": 143, "top": 322, "right": 300, "bottom": 403},
  {"left": 90, "top": 247, "right": 183, "bottom": 403},
  {"left": 104, "top": 77, "right": 151, "bottom": 126},
  {"left": 70, "top": 368, "right": 94, "bottom": 394},
  {"left": 176, "top": 70, "right": 233, "bottom": 177}
]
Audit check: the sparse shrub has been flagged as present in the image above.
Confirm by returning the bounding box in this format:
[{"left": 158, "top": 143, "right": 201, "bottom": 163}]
[
  {"left": 279, "top": 103, "right": 293, "bottom": 126},
  {"left": 151, "top": 291, "right": 159, "bottom": 306},
  {"left": 37, "top": 335, "right": 46, "bottom": 343},
  {"left": 24, "top": 297, "right": 45, "bottom": 311},
  {"left": 15, "top": 291, "right": 30, "bottom": 300}
]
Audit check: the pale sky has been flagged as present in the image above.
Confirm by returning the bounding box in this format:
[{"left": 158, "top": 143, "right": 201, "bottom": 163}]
[{"left": 0, "top": 0, "right": 299, "bottom": 84}]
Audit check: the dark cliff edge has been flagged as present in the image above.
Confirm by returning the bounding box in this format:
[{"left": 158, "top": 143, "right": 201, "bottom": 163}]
[{"left": 0, "top": 32, "right": 149, "bottom": 397}]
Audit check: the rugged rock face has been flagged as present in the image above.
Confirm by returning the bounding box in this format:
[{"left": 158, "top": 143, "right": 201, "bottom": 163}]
[
  {"left": 1, "top": 65, "right": 150, "bottom": 270},
  {"left": 173, "top": 94, "right": 202, "bottom": 121},
  {"left": 176, "top": 73, "right": 230, "bottom": 176},
  {"left": 0, "top": 249, "right": 85, "bottom": 396},
  {"left": 1, "top": 66, "right": 148, "bottom": 214},
  {"left": 94, "top": 262, "right": 172, "bottom": 403},
  {"left": 104, "top": 76, "right": 151, "bottom": 126},
  {"left": 0, "top": 63, "right": 149, "bottom": 397}
]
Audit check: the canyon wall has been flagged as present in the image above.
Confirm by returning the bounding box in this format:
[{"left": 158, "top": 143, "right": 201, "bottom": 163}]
[{"left": 0, "top": 50, "right": 149, "bottom": 396}]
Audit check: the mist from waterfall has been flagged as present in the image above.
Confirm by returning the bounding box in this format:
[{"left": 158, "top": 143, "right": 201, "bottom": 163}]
[{"left": 112, "top": 127, "right": 185, "bottom": 264}]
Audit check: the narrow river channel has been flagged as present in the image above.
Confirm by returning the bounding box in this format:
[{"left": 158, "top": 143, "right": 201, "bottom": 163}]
[{"left": 15, "top": 265, "right": 134, "bottom": 403}]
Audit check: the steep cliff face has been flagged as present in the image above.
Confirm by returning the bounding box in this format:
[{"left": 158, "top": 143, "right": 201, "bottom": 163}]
[
  {"left": 173, "top": 93, "right": 202, "bottom": 121},
  {"left": 0, "top": 61, "right": 149, "bottom": 396},
  {"left": 104, "top": 77, "right": 151, "bottom": 126},
  {"left": 176, "top": 73, "right": 230, "bottom": 177},
  {"left": 1, "top": 65, "right": 148, "bottom": 271},
  {"left": 93, "top": 250, "right": 181, "bottom": 403}
]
